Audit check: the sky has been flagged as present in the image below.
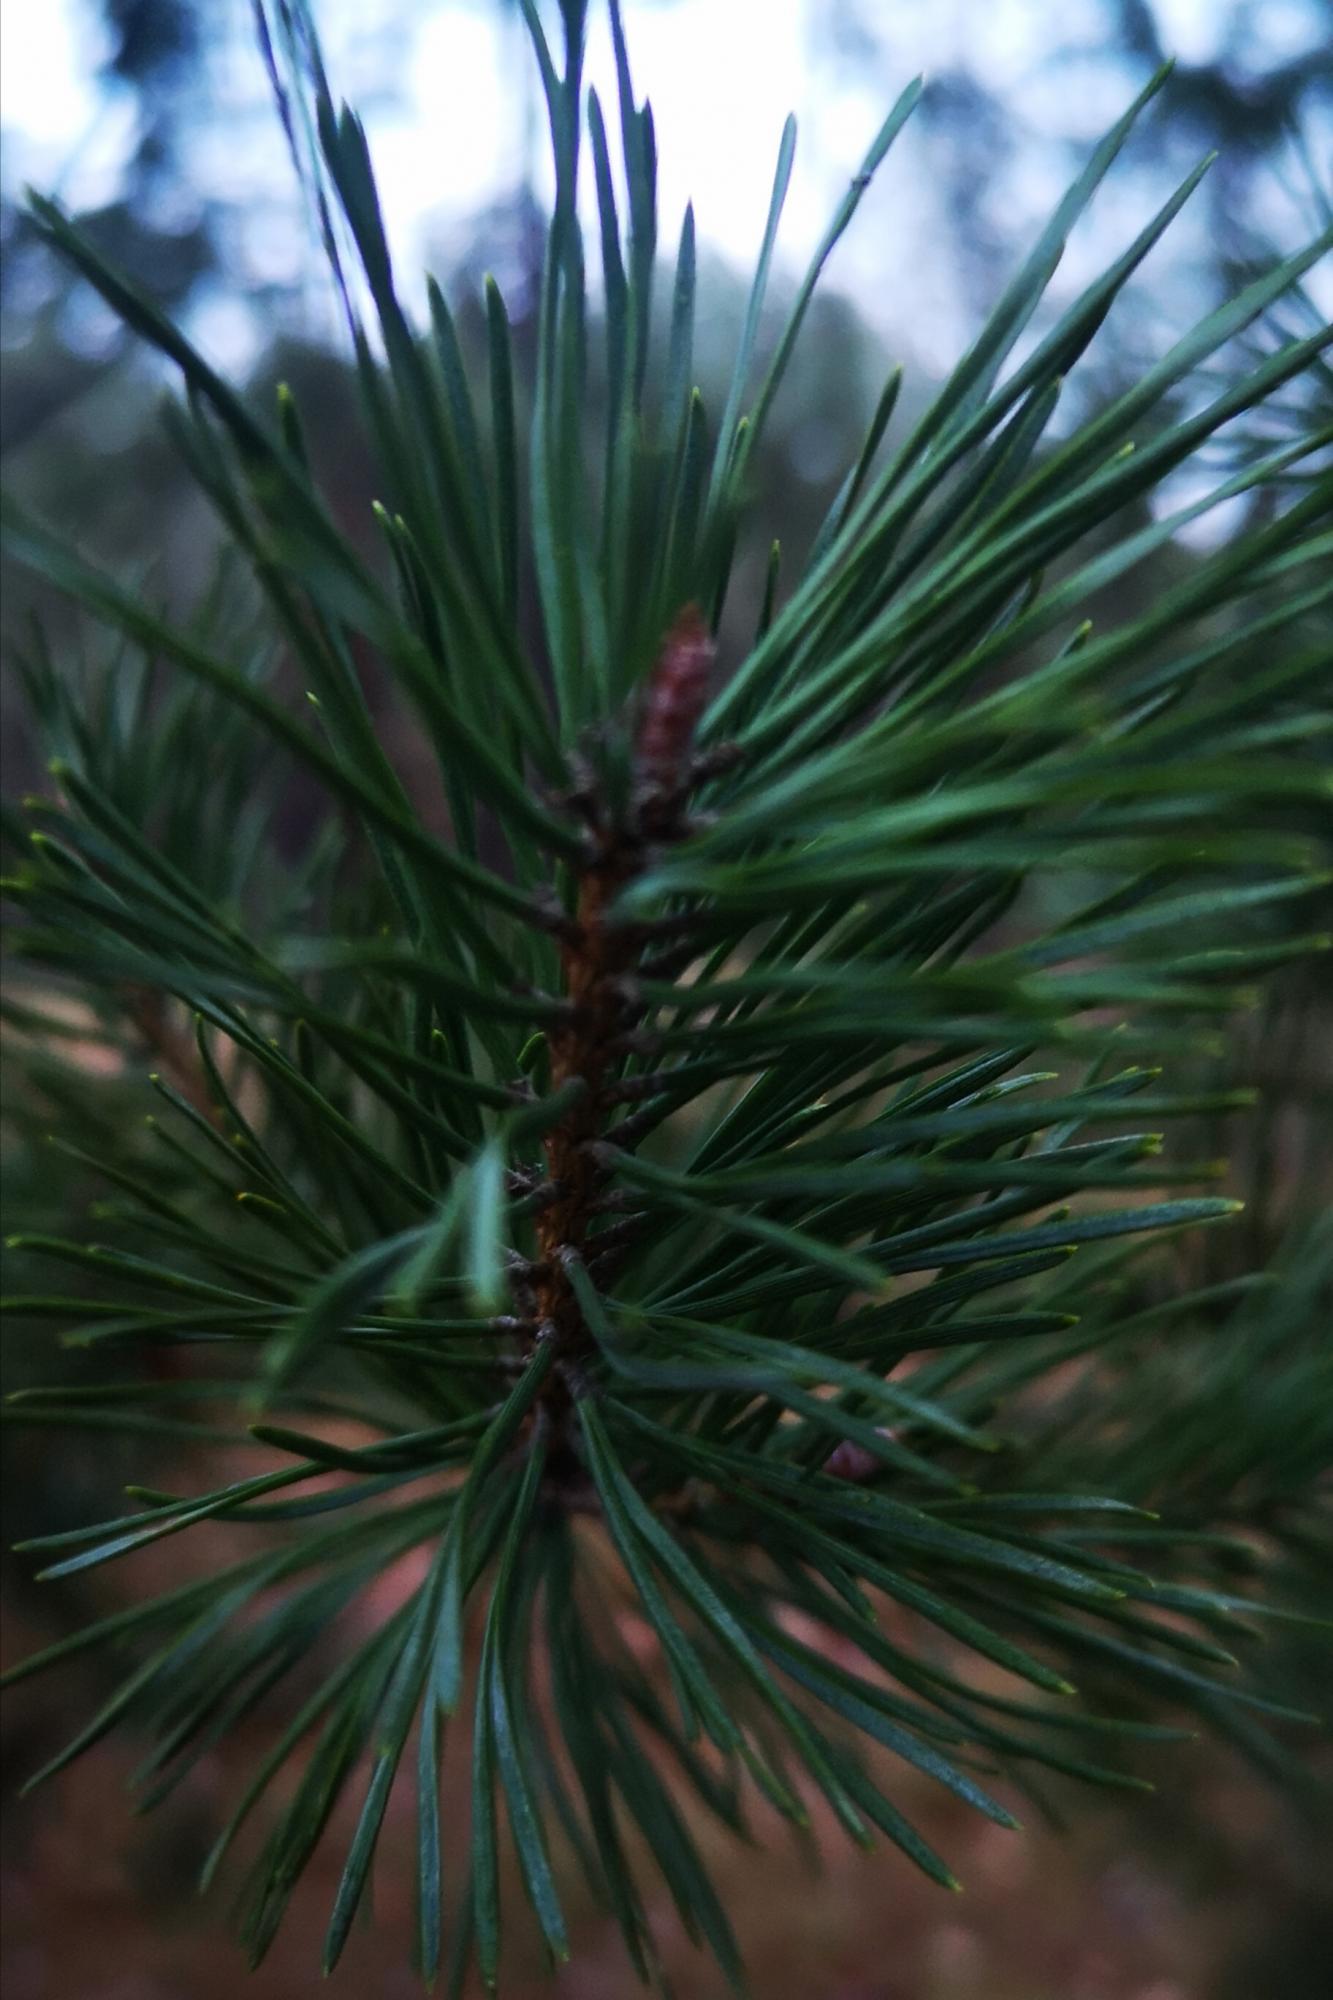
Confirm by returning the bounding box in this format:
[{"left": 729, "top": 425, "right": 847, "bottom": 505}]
[
  {"left": 1, "top": 0, "right": 958, "bottom": 356},
  {"left": 2, "top": 0, "right": 1329, "bottom": 382}
]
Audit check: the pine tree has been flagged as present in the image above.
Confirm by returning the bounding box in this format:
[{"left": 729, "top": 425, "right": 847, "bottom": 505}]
[{"left": 2, "top": 2, "right": 1330, "bottom": 1990}]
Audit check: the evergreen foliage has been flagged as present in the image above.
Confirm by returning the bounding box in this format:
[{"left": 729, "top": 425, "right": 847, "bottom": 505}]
[{"left": 2, "top": 1, "right": 1330, "bottom": 1989}]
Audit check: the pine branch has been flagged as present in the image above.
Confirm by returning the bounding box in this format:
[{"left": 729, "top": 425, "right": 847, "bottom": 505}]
[{"left": 1, "top": 1, "right": 1330, "bottom": 1990}]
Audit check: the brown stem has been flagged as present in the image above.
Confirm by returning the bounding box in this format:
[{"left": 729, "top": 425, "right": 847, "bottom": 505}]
[
  {"left": 534, "top": 848, "right": 642, "bottom": 1369},
  {"left": 523, "top": 611, "right": 735, "bottom": 1456}
]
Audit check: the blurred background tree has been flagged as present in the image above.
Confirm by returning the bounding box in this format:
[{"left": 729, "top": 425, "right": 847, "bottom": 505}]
[{"left": 4, "top": 0, "right": 1329, "bottom": 518}]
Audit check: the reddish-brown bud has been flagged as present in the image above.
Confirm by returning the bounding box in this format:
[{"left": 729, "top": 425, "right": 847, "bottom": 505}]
[{"left": 635, "top": 603, "right": 715, "bottom": 796}]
